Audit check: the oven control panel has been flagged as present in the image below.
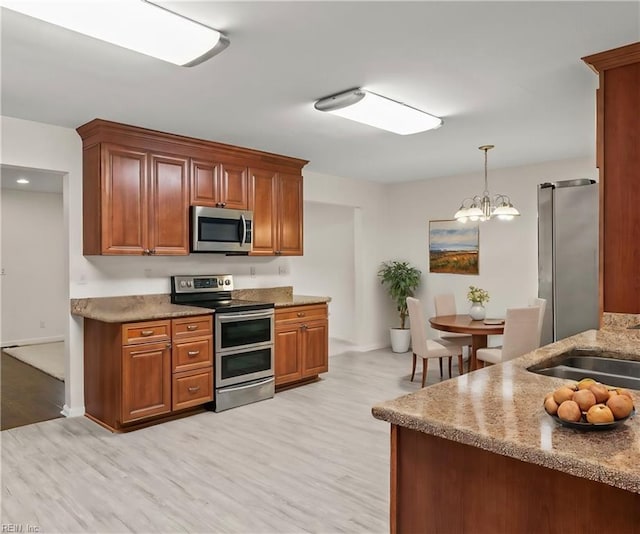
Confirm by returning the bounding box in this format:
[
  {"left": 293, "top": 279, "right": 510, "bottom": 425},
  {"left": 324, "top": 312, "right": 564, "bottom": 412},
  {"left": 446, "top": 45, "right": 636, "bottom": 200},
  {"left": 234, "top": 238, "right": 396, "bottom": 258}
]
[{"left": 172, "top": 275, "right": 233, "bottom": 293}]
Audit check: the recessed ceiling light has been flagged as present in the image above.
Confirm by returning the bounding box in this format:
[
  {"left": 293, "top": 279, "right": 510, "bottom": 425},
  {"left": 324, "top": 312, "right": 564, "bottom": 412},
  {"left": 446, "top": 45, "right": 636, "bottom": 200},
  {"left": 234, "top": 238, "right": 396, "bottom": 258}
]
[
  {"left": 314, "top": 88, "right": 443, "bottom": 135},
  {"left": 0, "top": 0, "right": 229, "bottom": 67},
  {"left": 16, "top": 178, "right": 30, "bottom": 184}
]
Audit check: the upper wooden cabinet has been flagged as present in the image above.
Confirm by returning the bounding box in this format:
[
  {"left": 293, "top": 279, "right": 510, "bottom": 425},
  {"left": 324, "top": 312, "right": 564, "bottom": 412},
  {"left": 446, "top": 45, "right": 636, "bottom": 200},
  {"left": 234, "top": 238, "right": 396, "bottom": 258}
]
[
  {"left": 582, "top": 42, "right": 640, "bottom": 314},
  {"left": 77, "top": 119, "right": 308, "bottom": 256},
  {"left": 249, "top": 169, "right": 304, "bottom": 256},
  {"left": 190, "top": 158, "right": 248, "bottom": 210}
]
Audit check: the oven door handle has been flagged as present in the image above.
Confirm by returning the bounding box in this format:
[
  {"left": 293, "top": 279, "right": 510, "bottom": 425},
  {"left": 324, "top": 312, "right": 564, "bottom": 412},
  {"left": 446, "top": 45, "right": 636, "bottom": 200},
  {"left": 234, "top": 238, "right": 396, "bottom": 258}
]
[
  {"left": 217, "top": 310, "right": 274, "bottom": 321},
  {"left": 218, "top": 376, "right": 274, "bottom": 393}
]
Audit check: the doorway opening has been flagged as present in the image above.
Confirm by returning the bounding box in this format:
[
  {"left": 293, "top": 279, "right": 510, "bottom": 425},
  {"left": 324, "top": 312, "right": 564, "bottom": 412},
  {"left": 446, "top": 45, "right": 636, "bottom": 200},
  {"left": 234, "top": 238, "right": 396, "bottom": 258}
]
[{"left": 1, "top": 165, "right": 66, "bottom": 429}]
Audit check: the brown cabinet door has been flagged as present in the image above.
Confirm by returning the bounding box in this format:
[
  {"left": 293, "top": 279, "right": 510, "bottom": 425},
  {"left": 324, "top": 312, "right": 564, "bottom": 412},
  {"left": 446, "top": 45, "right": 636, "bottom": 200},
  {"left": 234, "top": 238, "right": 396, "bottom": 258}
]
[
  {"left": 190, "top": 158, "right": 221, "bottom": 207},
  {"left": 122, "top": 341, "right": 171, "bottom": 423},
  {"left": 602, "top": 63, "right": 640, "bottom": 313},
  {"left": 277, "top": 173, "right": 304, "bottom": 255},
  {"left": 149, "top": 153, "right": 189, "bottom": 255},
  {"left": 275, "top": 324, "right": 302, "bottom": 385},
  {"left": 101, "top": 144, "right": 148, "bottom": 255},
  {"left": 301, "top": 319, "right": 329, "bottom": 377},
  {"left": 249, "top": 168, "right": 277, "bottom": 255},
  {"left": 220, "top": 162, "right": 248, "bottom": 210}
]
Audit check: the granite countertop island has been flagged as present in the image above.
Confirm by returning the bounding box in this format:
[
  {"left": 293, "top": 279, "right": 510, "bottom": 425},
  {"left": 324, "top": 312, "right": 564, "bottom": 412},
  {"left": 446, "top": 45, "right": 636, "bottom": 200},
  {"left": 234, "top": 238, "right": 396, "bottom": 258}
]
[
  {"left": 71, "top": 287, "right": 331, "bottom": 322},
  {"left": 373, "top": 327, "right": 640, "bottom": 494}
]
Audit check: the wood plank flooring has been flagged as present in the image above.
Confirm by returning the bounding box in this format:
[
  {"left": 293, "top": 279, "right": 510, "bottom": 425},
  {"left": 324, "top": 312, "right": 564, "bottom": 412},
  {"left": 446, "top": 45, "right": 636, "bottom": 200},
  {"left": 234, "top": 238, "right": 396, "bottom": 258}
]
[
  {"left": 1, "top": 348, "right": 463, "bottom": 533},
  {"left": 1, "top": 351, "right": 64, "bottom": 430}
]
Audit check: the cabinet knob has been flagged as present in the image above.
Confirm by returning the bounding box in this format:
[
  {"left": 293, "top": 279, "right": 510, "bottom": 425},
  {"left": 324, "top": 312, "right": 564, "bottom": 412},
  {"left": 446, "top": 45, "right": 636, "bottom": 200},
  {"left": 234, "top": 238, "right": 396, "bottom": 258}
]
[
  {"left": 150, "top": 249, "right": 156, "bottom": 255},
  {"left": 141, "top": 330, "right": 154, "bottom": 336},
  {"left": 301, "top": 324, "right": 308, "bottom": 330},
  {"left": 221, "top": 202, "right": 227, "bottom": 207},
  {"left": 188, "top": 386, "right": 201, "bottom": 393},
  {"left": 187, "top": 350, "right": 200, "bottom": 357},
  {"left": 143, "top": 249, "right": 151, "bottom": 255},
  {"left": 297, "top": 312, "right": 305, "bottom": 317},
  {"left": 215, "top": 202, "right": 222, "bottom": 207},
  {"left": 186, "top": 325, "right": 198, "bottom": 331},
  {"left": 166, "top": 343, "right": 172, "bottom": 349}
]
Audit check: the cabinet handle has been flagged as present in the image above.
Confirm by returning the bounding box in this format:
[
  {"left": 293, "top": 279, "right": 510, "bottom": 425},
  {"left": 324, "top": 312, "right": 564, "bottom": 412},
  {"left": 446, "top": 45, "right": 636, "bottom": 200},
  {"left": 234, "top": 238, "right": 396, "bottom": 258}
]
[
  {"left": 140, "top": 330, "right": 154, "bottom": 336},
  {"left": 186, "top": 325, "right": 198, "bottom": 331},
  {"left": 221, "top": 202, "right": 226, "bottom": 207},
  {"left": 297, "top": 312, "right": 305, "bottom": 317},
  {"left": 215, "top": 202, "right": 222, "bottom": 207},
  {"left": 188, "top": 386, "right": 201, "bottom": 393},
  {"left": 143, "top": 249, "right": 151, "bottom": 255},
  {"left": 187, "top": 350, "right": 200, "bottom": 357}
]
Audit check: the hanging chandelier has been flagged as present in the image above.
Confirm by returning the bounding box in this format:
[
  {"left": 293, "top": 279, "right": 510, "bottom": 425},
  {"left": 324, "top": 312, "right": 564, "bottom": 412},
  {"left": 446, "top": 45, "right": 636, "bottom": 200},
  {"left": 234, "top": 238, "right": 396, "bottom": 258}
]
[{"left": 454, "top": 145, "right": 520, "bottom": 222}]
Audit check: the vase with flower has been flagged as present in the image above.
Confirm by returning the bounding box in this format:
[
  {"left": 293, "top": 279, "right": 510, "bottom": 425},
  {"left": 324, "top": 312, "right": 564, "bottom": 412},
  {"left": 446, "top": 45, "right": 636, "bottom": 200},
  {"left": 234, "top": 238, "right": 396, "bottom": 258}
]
[{"left": 467, "top": 286, "right": 490, "bottom": 320}]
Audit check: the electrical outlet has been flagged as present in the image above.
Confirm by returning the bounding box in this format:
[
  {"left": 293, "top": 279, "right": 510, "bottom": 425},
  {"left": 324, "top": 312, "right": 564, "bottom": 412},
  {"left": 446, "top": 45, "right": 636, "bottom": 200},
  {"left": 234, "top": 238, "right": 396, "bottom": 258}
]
[
  {"left": 40, "top": 321, "right": 45, "bottom": 329},
  {"left": 278, "top": 265, "right": 288, "bottom": 276},
  {"left": 250, "top": 266, "right": 256, "bottom": 278}
]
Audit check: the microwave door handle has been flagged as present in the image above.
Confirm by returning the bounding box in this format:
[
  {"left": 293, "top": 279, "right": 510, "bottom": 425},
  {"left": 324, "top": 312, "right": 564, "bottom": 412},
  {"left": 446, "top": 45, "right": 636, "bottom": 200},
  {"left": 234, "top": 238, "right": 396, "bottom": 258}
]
[{"left": 240, "top": 214, "right": 247, "bottom": 246}]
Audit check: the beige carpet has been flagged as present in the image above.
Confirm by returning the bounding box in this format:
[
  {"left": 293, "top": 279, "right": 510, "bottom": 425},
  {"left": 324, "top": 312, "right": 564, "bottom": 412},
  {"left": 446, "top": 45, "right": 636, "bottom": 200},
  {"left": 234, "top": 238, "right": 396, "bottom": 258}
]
[{"left": 4, "top": 342, "right": 64, "bottom": 381}]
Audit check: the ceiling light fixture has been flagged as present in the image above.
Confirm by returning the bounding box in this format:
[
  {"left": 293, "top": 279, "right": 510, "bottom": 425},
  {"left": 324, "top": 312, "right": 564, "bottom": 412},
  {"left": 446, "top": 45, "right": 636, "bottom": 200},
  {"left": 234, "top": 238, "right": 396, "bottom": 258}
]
[
  {"left": 314, "top": 88, "right": 443, "bottom": 135},
  {"left": 16, "top": 178, "right": 30, "bottom": 184},
  {"left": 454, "top": 145, "right": 520, "bottom": 222},
  {"left": 0, "top": 0, "right": 229, "bottom": 67}
]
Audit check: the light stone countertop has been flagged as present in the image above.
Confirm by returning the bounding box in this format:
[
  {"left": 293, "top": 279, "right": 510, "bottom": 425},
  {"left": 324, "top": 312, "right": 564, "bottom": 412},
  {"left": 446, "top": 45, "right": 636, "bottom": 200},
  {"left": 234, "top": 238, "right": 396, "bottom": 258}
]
[
  {"left": 71, "top": 289, "right": 331, "bottom": 323},
  {"left": 372, "top": 326, "right": 640, "bottom": 494}
]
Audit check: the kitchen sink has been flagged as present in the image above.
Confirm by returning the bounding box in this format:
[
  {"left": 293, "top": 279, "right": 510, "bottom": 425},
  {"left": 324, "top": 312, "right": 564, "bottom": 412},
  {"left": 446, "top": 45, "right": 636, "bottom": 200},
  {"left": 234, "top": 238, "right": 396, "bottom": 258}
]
[{"left": 527, "top": 348, "right": 640, "bottom": 390}]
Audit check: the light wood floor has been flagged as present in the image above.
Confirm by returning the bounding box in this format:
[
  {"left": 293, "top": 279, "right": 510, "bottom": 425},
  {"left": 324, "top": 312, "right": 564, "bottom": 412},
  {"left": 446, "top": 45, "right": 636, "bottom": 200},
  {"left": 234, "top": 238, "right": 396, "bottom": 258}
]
[{"left": 1, "top": 348, "right": 463, "bottom": 533}]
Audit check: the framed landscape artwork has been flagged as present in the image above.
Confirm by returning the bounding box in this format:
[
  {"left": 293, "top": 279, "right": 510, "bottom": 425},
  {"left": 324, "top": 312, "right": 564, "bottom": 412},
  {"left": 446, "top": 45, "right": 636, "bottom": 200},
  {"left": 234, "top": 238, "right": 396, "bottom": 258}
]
[{"left": 429, "top": 220, "right": 479, "bottom": 275}]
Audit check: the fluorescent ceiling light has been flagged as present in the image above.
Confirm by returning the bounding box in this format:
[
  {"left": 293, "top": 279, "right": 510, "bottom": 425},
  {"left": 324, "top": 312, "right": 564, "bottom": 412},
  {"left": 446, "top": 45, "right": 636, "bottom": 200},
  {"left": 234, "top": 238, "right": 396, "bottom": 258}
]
[
  {"left": 16, "top": 178, "right": 30, "bottom": 184},
  {"left": 314, "top": 88, "right": 443, "bottom": 135},
  {"left": 0, "top": 0, "right": 229, "bottom": 66}
]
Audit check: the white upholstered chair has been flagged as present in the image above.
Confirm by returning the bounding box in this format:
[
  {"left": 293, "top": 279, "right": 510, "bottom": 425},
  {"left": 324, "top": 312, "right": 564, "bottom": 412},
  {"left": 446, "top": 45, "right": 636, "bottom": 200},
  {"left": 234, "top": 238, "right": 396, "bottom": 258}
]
[
  {"left": 406, "top": 297, "right": 463, "bottom": 387},
  {"left": 476, "top": 307, "right": 540, "bottom": 365},
  {"left": 532, "top": 297, "right": 547, "bottom": 347},
  {"left": 433, "top": 293, "right": 472, "bottom": 374}
]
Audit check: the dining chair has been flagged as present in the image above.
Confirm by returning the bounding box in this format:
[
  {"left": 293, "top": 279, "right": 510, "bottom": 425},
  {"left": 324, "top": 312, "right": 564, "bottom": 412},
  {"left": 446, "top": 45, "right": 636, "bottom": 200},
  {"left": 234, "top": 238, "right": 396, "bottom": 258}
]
[
  {"left": 532, "top": 297, "right": 547, "bottom": 347},
  {"left": 476, "top": 306, "right": 540, "bottom": 366},
  {"left": 406, "top": 297, "right": 463, "bottom": 387},
  {"left": 433, "top": 293, "right": 472, "bottom": 374}
]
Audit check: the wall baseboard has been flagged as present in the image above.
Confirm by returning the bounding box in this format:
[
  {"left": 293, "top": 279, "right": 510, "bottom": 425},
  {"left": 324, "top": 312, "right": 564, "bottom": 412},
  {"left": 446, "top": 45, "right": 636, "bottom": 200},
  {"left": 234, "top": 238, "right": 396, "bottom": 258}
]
[
  {"left": 1, "top": 335, "right": 64, "bottom": 348},
  {"left": 61, "top": 404, "right": 85, "bottom": 418}
]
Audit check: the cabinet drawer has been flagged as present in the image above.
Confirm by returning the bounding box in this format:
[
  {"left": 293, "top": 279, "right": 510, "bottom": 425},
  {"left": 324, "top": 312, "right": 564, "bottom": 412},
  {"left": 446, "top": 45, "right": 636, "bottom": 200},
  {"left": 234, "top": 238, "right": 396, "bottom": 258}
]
[
  {"left": 173, "top": 337, "right": 213, "bottom": 373},
  {"left": 172, "top": 315, "right": 213, "bottom": 340},
  {"left": 276, "top": 304, "right": 327, "bottom": 324},
  {"left": 172, "top": 368, "right": 213, "bottom": 411},
  {"left": 122, "top": 320, "right": 171, "bottom": 345}
]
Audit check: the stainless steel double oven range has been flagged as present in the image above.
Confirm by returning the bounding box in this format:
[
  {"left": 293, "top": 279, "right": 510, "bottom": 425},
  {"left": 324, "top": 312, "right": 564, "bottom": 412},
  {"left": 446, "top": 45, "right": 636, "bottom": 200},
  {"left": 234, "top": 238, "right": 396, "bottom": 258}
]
[{"left": 171, "top": 275, "right": 274, "bottom": 412}]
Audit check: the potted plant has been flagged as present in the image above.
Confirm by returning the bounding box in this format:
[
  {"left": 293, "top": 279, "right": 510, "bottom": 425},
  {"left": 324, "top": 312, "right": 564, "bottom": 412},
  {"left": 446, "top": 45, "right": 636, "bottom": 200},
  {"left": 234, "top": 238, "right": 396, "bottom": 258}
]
[
  {"left": 467, "top": 285, "right": 490, "bottom": 320},
  {"left": 378, "top": 260, "right": 422, "bottom": 352}
]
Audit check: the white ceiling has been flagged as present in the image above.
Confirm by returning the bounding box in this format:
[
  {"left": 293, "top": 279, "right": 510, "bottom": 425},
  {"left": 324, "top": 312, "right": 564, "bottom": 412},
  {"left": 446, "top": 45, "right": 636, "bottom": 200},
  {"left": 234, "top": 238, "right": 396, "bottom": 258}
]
[
  {"left": 1, "top": 2, "right": 638, "bottom": 184},
  {"left": 1, "top": 165, "right": 63, "bottom": 194}
]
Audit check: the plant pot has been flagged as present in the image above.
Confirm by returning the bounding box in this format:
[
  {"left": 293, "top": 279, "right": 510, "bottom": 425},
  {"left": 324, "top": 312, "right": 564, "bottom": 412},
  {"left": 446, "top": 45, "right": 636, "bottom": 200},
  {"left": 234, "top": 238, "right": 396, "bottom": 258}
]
[
  {"left": 469, "top": 303, "right": 486, "bottom": 321},
  {"left": 390, "top": 328, "right": 411, "bottom": 353}
]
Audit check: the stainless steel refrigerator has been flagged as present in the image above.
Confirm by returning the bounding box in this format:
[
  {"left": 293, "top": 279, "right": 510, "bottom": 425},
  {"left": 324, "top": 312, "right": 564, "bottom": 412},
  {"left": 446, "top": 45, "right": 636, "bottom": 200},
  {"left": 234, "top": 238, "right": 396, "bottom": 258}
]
[{"left": 538, "top": 179, "right": 599, "bottom": 346}]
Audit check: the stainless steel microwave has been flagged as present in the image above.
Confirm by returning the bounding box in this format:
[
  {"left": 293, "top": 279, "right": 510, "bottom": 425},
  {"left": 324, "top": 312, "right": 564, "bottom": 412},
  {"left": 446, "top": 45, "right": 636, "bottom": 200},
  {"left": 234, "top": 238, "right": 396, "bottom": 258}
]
[{"left": 191, "top": 206, "right": 253, "bottom": 253}]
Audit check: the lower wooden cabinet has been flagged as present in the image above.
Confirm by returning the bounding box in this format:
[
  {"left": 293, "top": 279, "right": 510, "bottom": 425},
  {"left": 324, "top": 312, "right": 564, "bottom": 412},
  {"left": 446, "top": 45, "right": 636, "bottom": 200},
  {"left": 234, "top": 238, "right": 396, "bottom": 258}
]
[
  {"left": 275, "top": 304, "right": 328, "bottom": 387},
  {"left": 84, "top": 315, "right": 213, "bottom": 431}
]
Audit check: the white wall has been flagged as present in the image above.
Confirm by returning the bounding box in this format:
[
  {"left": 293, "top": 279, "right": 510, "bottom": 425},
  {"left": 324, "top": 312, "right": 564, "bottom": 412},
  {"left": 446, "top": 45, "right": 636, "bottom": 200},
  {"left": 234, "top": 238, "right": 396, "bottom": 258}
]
[
  {"left": 290, "top": 201, "right": 356, "bottom": 343},
  {"left": 383, "top": 157, "right": 597, "bottom": 339},
  {"left": 1, "top": 189, "right": 66, "bottom": 345}
]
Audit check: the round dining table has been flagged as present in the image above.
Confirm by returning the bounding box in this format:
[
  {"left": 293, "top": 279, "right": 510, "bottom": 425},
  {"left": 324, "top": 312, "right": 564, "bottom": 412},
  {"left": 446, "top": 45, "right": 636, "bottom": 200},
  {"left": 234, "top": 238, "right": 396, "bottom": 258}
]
[{"left": 428, "top": 314, "right": 505, "bottom": 371}]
